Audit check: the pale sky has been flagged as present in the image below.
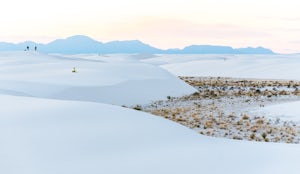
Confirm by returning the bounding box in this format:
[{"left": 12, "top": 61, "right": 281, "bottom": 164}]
[{"left": 1, "top": 0, "right": 300, "bottom": 53}]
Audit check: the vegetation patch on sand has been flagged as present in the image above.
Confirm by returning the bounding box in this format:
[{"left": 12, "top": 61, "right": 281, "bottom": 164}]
[{"left": 134, "top": 77, "right": 300, "bottom": 144}]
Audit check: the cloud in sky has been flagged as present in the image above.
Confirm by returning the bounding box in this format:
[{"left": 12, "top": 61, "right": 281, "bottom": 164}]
[{"left": 1, "top": 0, "right": 300, "bottom": 53}]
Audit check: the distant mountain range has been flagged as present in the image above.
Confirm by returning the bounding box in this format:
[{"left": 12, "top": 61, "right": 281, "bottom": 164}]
[{"left": 0, "top": 35, "right": 275, "bottom": 54}]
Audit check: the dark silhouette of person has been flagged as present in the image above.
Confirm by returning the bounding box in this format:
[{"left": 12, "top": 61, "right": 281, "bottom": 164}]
[
  {"left": 35, "top": 46, "right": 37, "bottom": 51},
  {"left": 26, "top": 46, "right": 29, "bottom": 51}
]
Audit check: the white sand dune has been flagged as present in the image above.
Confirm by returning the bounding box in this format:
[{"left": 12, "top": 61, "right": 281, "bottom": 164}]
[
  {"left": 1, "top": 94, "right": 300, "bottom": 174},
  {"left": 256, "top": 100, "right": 300, "bottom": 122},
  {"left": 1, "top": 52, "right": 300, "bottom": 174},
  {"left": 154, "top": 54, "right": 300, "bottom": 80},
  {"left": 0, "top": 52, "right": 196, "bottom": 105}
]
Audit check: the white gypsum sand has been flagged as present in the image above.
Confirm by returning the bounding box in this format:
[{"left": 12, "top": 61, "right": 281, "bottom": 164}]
[
  {"left": 1, "top": 52, "right": 300, "bottom": 173},
  {"left": 141, "top": 77, "right": 300, "bottom": 143}
]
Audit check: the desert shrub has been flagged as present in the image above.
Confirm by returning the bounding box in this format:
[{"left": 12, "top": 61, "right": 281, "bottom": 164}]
[
  {"left": 261, "top": 132, "right": 267, "bottom": 139},
  {"left": 250, "top": 133, "right": 256, "bottom": 139},
  {"left": 133, "top": 105, "right": 142, "bottom": 111},
  {"left": 242, "top": 114, "right": 249, "bottom": 120}
]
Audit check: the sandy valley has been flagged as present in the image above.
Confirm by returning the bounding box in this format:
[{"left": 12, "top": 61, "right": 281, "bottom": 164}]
[{"left": 137, "top": 76, "right": 300, "bottom": 144}]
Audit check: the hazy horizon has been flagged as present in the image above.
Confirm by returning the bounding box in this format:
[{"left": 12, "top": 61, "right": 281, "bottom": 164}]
[{"left": 1, "top": 0, "right": 300, "bottom": 53}]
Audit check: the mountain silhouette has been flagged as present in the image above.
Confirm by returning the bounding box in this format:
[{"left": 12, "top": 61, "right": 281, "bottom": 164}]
[
  {"left": 102, "top": 40, "right": 161, "bottom": 53},
  {"left": 44, "top": 35, "right": 103, "bottom": 54},
  {"left": 0, "top": 35, "right": 275, "bottom": 54}
]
